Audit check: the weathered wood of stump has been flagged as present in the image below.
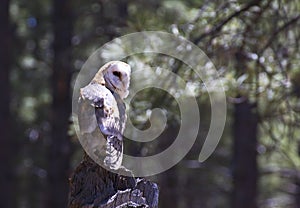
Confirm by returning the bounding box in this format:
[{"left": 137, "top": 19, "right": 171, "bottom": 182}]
[{"left": 68, "top": 155, "right": 159, "bottom": 208}]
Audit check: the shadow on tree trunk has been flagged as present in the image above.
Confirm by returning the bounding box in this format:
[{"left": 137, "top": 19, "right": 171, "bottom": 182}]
[{"left": 68, "top": 154, "right": 159, "bottom": 208}]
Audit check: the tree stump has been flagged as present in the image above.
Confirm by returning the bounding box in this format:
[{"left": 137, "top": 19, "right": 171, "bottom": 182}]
[{"left": 68, "top": 155, "right": 159, "bottom": 208}]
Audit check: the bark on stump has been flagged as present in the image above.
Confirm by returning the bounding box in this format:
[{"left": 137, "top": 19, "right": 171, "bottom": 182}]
[{"left": 68, "top": 155, "right": 159, "bottom": 208}]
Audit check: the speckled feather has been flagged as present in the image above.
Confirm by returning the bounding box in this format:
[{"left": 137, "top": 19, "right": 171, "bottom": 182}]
[{"left": 78, "top": 82, "right": 126, "bottom": 170}]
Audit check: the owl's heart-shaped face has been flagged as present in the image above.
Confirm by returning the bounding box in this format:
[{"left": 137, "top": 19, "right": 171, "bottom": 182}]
[{"left": 104, "top": 62, "right": 131, "bottom": 99}]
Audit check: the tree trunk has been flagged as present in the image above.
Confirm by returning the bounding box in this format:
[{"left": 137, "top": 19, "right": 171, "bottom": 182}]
[
  {"left": 294, "top": 178, "right": 300, "bottom": 208},
  {"left": 0, "top": 0, "right": 14, "bottom": 207},
  {"left": 294, "top": 80, "right": 300, "bottom": 208},
  {"left": 232, "top": 99, "right": 258, "bottom": 208},
  {"left": 68, "top": 155, "right": 159, "bottom": 208},
  {"left": 46, "top": 0, "right": 73, "bottom": 207}
]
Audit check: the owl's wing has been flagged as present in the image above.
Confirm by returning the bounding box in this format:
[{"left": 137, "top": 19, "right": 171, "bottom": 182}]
[{"left": 78, "top": 82, "right": 124, "bottom": 169}]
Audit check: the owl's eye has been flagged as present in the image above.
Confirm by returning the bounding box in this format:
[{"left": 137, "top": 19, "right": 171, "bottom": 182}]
[{"left": 113, "top": 71, "right": 121, "bottom": 79}]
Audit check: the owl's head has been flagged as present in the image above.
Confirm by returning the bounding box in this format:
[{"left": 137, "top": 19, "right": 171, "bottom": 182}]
[
  {"left": 95, "top": 61, "right": 131, "bottom": 99},
  {"left": 93, "top": 61, "right": 131, "bottom": 99}
]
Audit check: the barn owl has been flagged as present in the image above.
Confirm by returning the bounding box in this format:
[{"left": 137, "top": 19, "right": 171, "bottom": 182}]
[{"left": 78, "top": 61, "right": 131, "bottom": 170}]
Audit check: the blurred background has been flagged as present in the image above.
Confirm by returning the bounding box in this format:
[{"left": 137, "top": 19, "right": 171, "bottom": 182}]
[{"left": 0, "top": 0, "right": 300, "bottom": 207}]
